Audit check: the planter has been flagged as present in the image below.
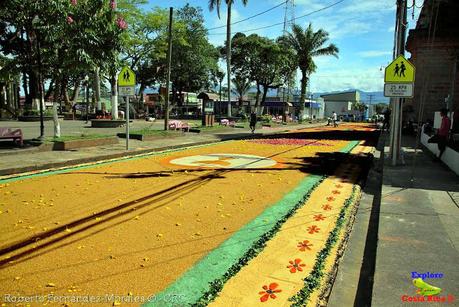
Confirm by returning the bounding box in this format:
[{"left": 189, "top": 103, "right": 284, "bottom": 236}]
[
  {"left": 52, "top": 136, "right": 119, "bottom": 150},
  {"left": 18, "top": 115, "right": 64, "bottom": 122},
  {"left": 91, "top": 119, "right": 130, "bottom": 128},
  {"left": 117, "top": 131, "right": 182, "bottom": 141}
]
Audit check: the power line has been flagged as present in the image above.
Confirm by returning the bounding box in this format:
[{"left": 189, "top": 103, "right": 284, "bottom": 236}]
[
  {"left": 206, "top": 0, "right": 288, "bottom": 31},
  {"left": 207, "top": 0, "right": 346, "bottom": 36}
]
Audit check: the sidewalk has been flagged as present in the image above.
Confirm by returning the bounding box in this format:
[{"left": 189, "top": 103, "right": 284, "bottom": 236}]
[
  {"left": 328, "top": 133, "right": 459, "bottom": 306},
  {"left": 0, "top": 122, "right": 325, "bottom": 176},
  {"left": 372, "top": 136, "right": 459, "bottom": 306}
]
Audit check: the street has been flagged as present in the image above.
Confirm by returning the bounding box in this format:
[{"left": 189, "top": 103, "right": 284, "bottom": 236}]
[{"left": 0, "top": 124, "right": 377, "bottom": 306}]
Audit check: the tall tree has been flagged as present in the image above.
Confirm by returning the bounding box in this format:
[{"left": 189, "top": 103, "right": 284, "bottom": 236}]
[
  {"left": 169, "top": 4, "right": 219, "bottom": 110},
  {"left": 232, "top": 75, "right": 250, "bottom": 112},
  {"left": 231, "top": 33, "right": 294, "bottom": 112},
  {"left": 280, "top": 23, "right": 338, "bottom": 119},
  {"left": 209, "top": 0, "right": 249, "bottom": 117}
]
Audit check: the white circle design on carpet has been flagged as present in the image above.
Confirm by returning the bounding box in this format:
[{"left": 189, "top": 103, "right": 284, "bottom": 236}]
[{"left": 169, "top": 154, "right": 277, "bottom": 169}]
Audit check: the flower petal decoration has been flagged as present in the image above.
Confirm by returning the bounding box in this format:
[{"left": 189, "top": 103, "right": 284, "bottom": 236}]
[
  {"left": 313, "top": 214, "right": 326, "bottom": 221},
  {"left": 307, "top": 225, "right": 320, "bottom": 234},
  {"left": 259, "top": 283, "right": 281, "bottom": 302},
  {"left": 297, "top": 240, "right": 313, "bottom": 251},
  {"left": 287, "top": 258, "right": 306, "bottom": 273}
]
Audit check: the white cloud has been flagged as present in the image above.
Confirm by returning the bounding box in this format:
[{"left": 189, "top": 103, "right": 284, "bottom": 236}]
[
  {"left": 358, "top": 50, "right": 392, "bottom": 58},
  {"left": 309, "top": 67, "right": 385, "bottom": 92}
]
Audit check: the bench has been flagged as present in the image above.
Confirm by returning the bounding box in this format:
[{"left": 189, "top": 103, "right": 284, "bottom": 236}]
[
  {"left": 168, "top": 120, "right": 190, "bottom": 132},
  {"left": 0, "top": 128, "right": 23, "bottom": 146},
  {"left": 220, "top": 119, "right": 236, "bottom": 127}
]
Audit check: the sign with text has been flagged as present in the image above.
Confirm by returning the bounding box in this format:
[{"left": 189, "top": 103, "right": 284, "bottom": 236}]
[
  {"left": 119, "top": 86, "right": 135, "bottom": 97},
  {"left": 384, "top": 83, "right": 413, "bottom": 98}
]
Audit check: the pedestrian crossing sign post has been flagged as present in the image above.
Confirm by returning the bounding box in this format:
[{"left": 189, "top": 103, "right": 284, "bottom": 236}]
[
  {"left": 384, "top": 55, "right": 416, "bottom": 98},
  {"left": 117, "top": 66, "right": 136, "bottom": 151}
]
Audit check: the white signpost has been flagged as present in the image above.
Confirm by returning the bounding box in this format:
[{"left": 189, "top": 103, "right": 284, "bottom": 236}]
[{"left": 118, "top": 66, "right": 136, "bottom": 150}]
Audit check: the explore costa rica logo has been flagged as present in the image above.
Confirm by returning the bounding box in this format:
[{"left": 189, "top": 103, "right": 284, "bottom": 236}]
[{"left": 401, "top": 272, "right": 455, "bottom": 303}]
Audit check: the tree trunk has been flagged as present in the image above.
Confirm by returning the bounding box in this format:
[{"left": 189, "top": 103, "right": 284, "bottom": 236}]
[
  {"left": 53, "top": 75, "right": 61, "bottom": 137},
  {"left": 138, "top": 83, "right": 146, "bottom": 113},
  {"left": 71, "top": 78, "right": 80, "bottom": 105},
  {"left": 260, "top": 85, "right": 269, "bottom": 115},
  {"left": 62, "top": 77, "right": 70, "bottom": 107},
  {"left": 44, "top": 79, "right": 54, "bottom": 101},
  {"left": 29, "top": 71, "right": 39, "bottom": 110},
  {"left": 300, "top": 69, "right": 308, "bottom": 120},
  {"left": 94, "top": 67, "right": 101, "bottom": 110},
  {"left": 254, "top": 83, "right": 261, "bottom": 113},
  {"left": 111, "top": 74, "right": 118, "bottom": 120},
  {"left": 22, "top": 71, "right": 30, "bottom": 108},
  {"left": 226, "top": 3, "right": 232, "bottom": 117},
  {"left": 219, "top": 80, "right": 222, "bottom": 102}
]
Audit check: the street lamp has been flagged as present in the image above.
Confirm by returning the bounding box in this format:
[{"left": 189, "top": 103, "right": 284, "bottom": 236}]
[
  {"left": 32, "top": 15, "right": 45, "bottom": 141},
  {"left": 84, "top": 75, "right": 89, "bottom": 123}
]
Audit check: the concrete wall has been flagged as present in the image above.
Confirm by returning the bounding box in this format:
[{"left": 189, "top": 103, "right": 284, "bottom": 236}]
[
  {"left": 324, "top": 101, "right": 352, "bottom": 117},
  {"left": 405, "top": 46, "right": 459, "bottom": 122},
  {"left": 421, "top": 128, "right": 459, "bottom": 175}
]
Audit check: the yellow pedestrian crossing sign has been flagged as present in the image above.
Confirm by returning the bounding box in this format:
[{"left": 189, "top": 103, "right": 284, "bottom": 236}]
[
  {"left": 384, "top": 55, "right": 415, "bottom": 83},
  {"left": 118, "top": 66, "right": 136, "bottom": 86}
]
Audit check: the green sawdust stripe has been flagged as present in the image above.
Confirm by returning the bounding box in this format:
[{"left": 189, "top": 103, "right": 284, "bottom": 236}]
[
  {"left": 144, "top": 140, "right": 360, "bottom": 307},
  {"left": 0, "top": 141, "right": 231, "bottom": 184}
]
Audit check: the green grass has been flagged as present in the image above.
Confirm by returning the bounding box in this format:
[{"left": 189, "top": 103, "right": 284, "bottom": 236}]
[
  {"left": 45, "top": 134, "right": 113, "bottom": 143},
  {"left": 129, "top": 128, "right": 178, "bottom": 136}
]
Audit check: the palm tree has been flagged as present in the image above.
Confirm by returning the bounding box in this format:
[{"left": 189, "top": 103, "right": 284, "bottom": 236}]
[
  {"left": 281, "top": 23, "right": 338, "bottom": 118},
  {"left": 209, "top": 0, "right": 249, "bottom": 117}
]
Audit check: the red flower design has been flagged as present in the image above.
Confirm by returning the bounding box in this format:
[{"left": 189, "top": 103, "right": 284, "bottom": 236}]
[
  {"left": 335, "top": 184, "right": 343, "bottom": 189},
  {"left": 67, "top": 16, "right": 74, "bottom": 24},
  {"left": 259, "top": 283, "right": 282, "bottom": 302},
  {"left": 248, "top": 139, "right": 333, "bottom": 146},
  {"left": 70, "top": 0, "right": 77, "bottom": 6},
  {"left": 287, "top": 258, "right": 306, "bottom": 273},
  {"left": 313, "top": 214, "right": 326, "bottom": 221},
  {"left": 322, "top": 204, "right": 333, "bottom": 211},
  {"left": 307, "top": 225, "right": 320, "bottom": 234},
  {"left": 332, "top": 190, "right": 341, "bottom": 195},
  {"left": 297, "top": 240, "right": 313, "bottom": 251},
  {"left": 326, "top": 196, "right": 335, "bottom": 202}
]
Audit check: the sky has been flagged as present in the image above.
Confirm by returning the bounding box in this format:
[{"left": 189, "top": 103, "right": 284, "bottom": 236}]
[{"left": 142, "top": 0, "right": 422, "bottom": 94}]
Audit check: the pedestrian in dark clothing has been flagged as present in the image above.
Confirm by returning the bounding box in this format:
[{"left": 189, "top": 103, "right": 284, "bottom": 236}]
[
  {"left": 250, "top": 112, "right": 257, "bottom": 134},
  {"left": 437, "top": 108, "right": 451, "bottom": 158},
  {"left": 383, "top": 108, "right": 391, "bottom": 131}
]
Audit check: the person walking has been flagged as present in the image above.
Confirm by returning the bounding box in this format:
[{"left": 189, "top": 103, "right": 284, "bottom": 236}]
[
  {"left": 437, "top": 108, "right": 451, "bottom": 159},
  {"left": 332, "top": 111, "right": 338, "bottom": 127},
  {"left": 250, "top": 111, "right": 257, "bottom": 134},
  {"left": 383, "top": 108, "right": 391, "bottom": 131}
]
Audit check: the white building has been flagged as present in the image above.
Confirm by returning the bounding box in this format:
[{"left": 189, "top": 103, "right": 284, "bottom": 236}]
[{"left": 320, "top": 91, "right": 360, "bottom": 118}]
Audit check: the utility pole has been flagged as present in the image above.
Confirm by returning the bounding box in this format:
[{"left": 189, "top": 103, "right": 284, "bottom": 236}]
[
  {"left": 164, "top": 7, "right": 173, "bottom": 131},
  {"left": 226, "top": 3, "right": 232, "bottom": 118},
  {"left": 367, "top": 94, "right": 374, "bottom": 119},
  {"left": 390, "top": 0, "right": 407, "bottom": 166},
  {"left": 283, "top": 0, "right": 295, "bottom": 35}
]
